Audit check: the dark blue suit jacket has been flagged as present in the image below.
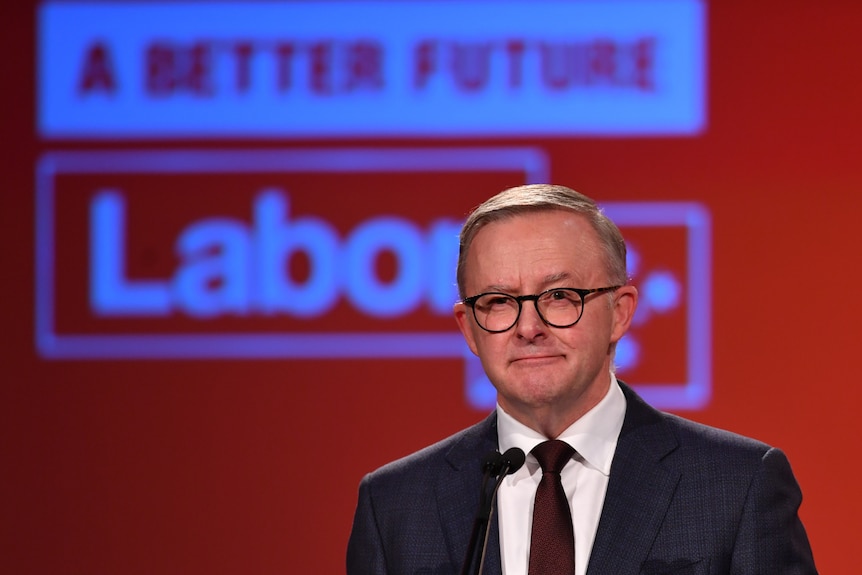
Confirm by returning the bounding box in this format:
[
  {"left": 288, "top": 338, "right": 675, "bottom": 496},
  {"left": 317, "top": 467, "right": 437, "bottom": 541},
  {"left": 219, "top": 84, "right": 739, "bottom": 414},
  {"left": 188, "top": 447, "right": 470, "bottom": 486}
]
[{"left": 346, "top": 383, "right": 817, "bottom": 574}]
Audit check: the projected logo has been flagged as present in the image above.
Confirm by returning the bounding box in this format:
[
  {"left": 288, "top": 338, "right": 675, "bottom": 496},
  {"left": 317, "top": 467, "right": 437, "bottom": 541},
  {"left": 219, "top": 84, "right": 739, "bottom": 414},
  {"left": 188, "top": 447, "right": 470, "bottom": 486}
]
[{"left": 35, "top": 148, "right": 710, "bottom": 410}]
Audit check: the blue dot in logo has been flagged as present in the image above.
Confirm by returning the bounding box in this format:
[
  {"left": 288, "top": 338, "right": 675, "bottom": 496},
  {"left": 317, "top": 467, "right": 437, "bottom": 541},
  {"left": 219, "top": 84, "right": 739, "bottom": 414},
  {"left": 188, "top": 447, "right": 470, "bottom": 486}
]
[{"left": 642, "top": 271, "right": 682, "bottom": 313}]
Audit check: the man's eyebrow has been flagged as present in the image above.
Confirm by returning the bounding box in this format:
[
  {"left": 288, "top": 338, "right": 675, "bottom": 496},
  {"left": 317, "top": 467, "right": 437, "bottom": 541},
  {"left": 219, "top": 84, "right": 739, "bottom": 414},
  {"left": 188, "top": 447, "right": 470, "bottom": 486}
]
[
  {"left": 480, "top": 284, "right": 514, "bottom": 293},
  {"left": 542, "top": 272, "right": 572, "bottom": 284},
  {"left": 479, "top": 272, "right": 575, "bottom": 294}
]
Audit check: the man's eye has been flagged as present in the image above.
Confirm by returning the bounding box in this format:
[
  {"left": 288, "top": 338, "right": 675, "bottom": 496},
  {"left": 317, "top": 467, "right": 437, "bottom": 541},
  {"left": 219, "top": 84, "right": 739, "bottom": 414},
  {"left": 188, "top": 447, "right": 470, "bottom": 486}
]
[
  {"left": 544, "top": 290, "right": 579, "bottom": 305},
  {"left": 549, "top": 290, "right": 575, "bottom": 301}
]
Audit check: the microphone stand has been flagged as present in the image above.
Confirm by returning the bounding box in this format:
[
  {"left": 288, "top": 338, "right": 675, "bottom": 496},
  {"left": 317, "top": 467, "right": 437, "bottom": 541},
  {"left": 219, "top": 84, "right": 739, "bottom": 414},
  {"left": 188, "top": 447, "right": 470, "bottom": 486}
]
[
  {"left": 474, "top": 467, "right": 510, "bottom": 575},
  {"left": 459, "top": 453, "right": 500, "bottom": 575},
  {"left": 460, "top": 448, "right": 525, "bottom": 575}
]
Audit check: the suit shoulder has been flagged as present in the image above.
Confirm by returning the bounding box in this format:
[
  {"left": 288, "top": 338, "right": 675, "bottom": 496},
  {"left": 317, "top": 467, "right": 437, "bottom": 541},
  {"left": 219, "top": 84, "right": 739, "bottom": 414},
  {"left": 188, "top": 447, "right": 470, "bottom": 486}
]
[
  {"left": 660, "top": 411, "right": 777, "bottom": 462},
  {"left": 620, "top": 381, "right": 776, "bottom": 462},
  {"left": 361, "top": 414, "right": 495, "bottom": 487}
]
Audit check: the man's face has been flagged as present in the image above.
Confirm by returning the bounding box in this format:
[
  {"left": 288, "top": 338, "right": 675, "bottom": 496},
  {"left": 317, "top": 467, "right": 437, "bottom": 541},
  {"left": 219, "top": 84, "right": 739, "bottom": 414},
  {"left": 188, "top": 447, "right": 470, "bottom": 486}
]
[{"left": 454, "top": 210, "right": 637, "bottom": 430}]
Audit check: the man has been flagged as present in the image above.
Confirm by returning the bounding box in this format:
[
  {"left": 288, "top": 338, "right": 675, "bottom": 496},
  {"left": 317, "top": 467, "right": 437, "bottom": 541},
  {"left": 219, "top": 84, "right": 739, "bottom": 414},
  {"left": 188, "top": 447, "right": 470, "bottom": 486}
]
[{"left": 347, "top": 184, "right": 817, "bottom": 575}]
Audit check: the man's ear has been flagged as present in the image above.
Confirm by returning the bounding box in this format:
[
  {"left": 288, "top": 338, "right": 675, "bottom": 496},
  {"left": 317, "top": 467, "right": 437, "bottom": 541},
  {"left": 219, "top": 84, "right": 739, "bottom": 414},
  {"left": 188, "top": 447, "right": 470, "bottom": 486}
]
[
  {"left": 454, "top": 302, "right": 480, "bottom": 356},
  {"left": 610, "top": 285, "right": 638, "bottom": 343}
]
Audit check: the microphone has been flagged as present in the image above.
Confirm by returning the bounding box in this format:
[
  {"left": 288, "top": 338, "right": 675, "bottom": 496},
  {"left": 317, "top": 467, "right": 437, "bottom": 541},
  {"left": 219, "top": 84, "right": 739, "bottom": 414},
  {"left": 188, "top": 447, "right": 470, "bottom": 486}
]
[
  {"left": 475, "top": 448, "right": 524, "bottom": 575},
  {"left": 460, "top": 451, "right": 501, "bottom": 575},
  {"left": 460, "top": 447, "right": 526, "bottom": 575},
  {"left": 499, "top": 447, "right": 526, "bottom": 476},
  {"left": 482, "top": 450, "right": 505, "bottom": 475},
  {"left": 483, "top": 448, "right": 525, "bottom": 477}
]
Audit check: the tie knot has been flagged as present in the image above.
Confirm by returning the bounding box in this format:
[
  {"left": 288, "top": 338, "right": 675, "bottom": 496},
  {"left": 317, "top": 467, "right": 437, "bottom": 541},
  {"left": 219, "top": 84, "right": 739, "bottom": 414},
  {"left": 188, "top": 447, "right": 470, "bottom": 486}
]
[{"left": 532, "top": 440, "right": 574, "bottom": 474}]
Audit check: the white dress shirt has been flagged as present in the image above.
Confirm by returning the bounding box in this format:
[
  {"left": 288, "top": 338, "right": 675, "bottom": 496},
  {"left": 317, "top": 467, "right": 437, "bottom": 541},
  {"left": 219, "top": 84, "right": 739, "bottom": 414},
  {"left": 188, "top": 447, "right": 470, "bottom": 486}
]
[{"left": 496, "top": 375, "right": 627, "bottom": 575}]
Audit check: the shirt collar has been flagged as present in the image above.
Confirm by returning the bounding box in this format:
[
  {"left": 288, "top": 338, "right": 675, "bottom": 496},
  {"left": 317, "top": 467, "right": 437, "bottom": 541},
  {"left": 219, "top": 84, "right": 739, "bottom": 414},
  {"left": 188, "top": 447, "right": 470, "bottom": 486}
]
[{"left": 496, "top": 374, "right": 627, "bottom": 476}]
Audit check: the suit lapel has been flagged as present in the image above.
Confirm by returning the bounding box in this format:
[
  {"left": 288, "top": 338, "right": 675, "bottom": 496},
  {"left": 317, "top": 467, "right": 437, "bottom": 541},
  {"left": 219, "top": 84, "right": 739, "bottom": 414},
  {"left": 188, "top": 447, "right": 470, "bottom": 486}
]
[
  {"left": 586, "top": 383, "right": 681, "bottom": 575},
  {"left": 436, "top": 413, "right": 502, "bottom": 575}
]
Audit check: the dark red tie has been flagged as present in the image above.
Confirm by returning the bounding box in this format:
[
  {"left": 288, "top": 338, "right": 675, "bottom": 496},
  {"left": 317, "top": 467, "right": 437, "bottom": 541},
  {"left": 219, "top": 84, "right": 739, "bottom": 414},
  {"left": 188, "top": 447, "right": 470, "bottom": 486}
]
[{"left": 528, "top": 440, "right": 576, "bottom": 575}]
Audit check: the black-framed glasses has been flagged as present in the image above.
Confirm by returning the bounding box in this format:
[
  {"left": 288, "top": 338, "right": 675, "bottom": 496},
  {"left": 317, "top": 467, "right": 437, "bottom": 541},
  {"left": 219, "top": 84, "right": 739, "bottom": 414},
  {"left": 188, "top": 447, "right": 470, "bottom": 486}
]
[{"left": 462, "top": 286, "right": 623, "bottom": 333}]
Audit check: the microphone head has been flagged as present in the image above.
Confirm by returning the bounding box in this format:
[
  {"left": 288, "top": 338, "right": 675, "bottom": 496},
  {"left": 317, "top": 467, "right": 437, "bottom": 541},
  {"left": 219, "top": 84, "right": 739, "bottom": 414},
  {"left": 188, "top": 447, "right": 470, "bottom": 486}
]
[
  {"left": 500, "top": 447, "right": 526, "bottom": 475},
  {"left": 481, "top": 450, "right": 504, "bottom": 474}
]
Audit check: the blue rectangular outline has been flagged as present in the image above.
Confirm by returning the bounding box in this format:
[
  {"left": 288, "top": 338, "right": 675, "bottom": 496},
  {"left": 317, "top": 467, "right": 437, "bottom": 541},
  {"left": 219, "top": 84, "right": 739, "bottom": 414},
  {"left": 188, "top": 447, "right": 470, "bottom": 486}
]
[
  {"left": 35, "top": 149, "right": 710, "bottom": 410},
  {"left": 35, "top": 147, "right": 548, "bottom": 358}
]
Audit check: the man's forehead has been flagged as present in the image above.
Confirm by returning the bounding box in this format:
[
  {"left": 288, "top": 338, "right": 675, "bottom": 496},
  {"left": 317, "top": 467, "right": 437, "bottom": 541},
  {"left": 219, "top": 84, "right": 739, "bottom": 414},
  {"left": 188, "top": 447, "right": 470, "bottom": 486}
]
[
  {"left": 467, "top": 226, "right": 605, "bottom": 292},
  {"left": 470, "top": 210, "right": 600, "bottom": 252}
]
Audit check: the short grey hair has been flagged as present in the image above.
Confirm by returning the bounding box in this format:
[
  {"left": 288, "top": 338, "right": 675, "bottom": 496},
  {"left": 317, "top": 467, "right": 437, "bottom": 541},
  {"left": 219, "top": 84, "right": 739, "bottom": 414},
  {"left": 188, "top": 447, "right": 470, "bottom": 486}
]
[{"left": 457, "top": 184, "right": 628, "bottom": 299}]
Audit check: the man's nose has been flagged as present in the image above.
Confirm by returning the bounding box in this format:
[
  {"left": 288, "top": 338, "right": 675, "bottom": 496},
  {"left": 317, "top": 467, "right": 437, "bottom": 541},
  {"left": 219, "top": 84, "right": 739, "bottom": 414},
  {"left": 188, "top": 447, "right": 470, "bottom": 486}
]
[{"left": 514, "top": 299, "right": 548, "bottom": 340}]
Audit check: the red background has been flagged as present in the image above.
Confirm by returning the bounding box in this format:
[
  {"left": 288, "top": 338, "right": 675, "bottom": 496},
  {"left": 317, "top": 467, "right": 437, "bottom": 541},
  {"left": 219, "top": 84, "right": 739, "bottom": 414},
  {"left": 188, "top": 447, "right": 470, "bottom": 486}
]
[{"left": 3, "top": 2, "right": 861, "bottom": 573}]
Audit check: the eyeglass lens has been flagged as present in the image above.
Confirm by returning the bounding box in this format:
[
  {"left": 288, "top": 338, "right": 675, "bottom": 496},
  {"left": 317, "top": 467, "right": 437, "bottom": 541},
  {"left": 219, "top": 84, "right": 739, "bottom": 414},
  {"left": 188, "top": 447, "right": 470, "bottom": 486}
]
[{"left": 472, "top": 290, "right": 584, "bottom": 332}]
